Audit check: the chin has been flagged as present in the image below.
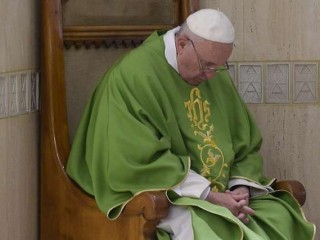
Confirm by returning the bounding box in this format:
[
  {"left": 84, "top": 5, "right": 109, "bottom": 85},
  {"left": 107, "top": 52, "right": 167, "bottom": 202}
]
[
  {"left": 189, "top": 81, "right": 201, "bottom": 86},
  {"left": 183, "top": 78, "right": 198, "bottom": 86},
  {"left": 185, "top": 77, "right": 207, "bottom": 86}
]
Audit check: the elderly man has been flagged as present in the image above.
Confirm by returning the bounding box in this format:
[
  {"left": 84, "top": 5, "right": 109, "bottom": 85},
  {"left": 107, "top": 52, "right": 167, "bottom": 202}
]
[{"left": 67, "top": 9, "right": 315, "bottom": 240}]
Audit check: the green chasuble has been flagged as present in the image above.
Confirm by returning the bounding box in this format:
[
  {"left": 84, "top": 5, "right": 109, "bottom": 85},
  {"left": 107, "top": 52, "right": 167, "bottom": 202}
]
[{"left": 67, "top": 31, "right": 315, "bottom": 239}]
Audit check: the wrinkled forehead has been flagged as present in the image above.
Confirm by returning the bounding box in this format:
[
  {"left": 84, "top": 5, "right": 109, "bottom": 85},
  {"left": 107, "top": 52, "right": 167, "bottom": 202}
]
[{"left": 198, "top": 40, "right": 233, "bottom": 62}]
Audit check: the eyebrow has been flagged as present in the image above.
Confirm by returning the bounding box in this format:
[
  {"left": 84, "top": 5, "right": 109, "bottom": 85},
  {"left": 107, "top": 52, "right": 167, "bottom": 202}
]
[
  {"left": 201, "top": 59, "right": 217, "bottom": 66},
  {"left": 189, "top": 39, "right": 216, "bottom": 65}
]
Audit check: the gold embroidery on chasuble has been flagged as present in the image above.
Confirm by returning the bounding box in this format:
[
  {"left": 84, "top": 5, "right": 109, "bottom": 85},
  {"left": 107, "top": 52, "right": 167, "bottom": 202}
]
[{"left": 184, "top": 88, "right": 228, "bottom": 192}]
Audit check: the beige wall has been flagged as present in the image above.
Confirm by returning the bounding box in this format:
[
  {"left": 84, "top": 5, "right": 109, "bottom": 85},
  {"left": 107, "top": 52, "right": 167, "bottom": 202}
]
[
  {"left": 201, "top": 0, "right": 319, "bottom": 238},
  {"left": 0, "top": 0, "right": 39, "bottom": 239}
]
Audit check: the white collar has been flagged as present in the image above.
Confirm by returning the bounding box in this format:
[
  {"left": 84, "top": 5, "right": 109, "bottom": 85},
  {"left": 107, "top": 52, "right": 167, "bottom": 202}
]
[{"left": 163, "top": 26, "right": 180, "bottom": 73}]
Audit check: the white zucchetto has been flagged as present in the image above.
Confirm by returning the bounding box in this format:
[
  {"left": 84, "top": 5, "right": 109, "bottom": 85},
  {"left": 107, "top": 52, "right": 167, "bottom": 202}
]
[{"left": 186, "top": 9, "right": 235, "bottom": 43}]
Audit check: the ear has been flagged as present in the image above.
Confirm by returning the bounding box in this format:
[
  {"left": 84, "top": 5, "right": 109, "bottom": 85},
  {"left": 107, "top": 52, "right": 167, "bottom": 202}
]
[{"left": 176, "top": 36, "right": 189, "bottom": 55}]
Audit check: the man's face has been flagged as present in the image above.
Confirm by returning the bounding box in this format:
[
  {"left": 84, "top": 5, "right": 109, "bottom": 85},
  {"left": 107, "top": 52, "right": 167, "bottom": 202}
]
[{"left": 176, "top": 37, "right": 233, "bottom": 86}]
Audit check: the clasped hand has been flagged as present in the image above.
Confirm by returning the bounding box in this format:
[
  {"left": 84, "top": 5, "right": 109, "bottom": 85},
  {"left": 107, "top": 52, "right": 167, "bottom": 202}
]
[{"left": 205, "top": 186, "right": 255, "bottom": 224}]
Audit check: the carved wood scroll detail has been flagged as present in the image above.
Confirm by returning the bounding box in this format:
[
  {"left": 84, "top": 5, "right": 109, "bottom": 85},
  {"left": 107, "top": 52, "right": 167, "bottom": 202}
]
[{"left": 63, "top": 25, "right": 172, "bottom": 49}]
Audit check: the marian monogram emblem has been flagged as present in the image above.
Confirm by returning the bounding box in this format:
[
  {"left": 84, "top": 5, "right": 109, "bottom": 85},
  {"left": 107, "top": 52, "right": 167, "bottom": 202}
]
[{"left": 184, "top": 88, "right": 228, "bottom": 192}]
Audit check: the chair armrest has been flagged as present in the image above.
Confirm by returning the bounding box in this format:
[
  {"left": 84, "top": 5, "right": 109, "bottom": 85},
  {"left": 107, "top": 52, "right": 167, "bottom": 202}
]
[
  {"left": 119, "top": 191, "right": 169, "bottom": 240},
  {"left": 272, "top": 180, "right": 306, "bottom": 206},
  {"left": 122, "top": 191, "right": 170, "bottom": 220}
]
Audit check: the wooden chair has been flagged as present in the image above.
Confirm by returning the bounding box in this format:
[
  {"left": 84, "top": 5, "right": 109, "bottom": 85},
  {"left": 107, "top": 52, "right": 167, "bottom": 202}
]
[{"left": 40, "top": 0, "right": 306, "bottom": 239}]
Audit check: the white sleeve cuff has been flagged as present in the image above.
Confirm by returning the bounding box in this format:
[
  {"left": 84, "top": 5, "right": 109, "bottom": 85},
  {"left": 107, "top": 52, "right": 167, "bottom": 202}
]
[
  {"left": 228, "top": 179, "right": 274, "bottom": 197},
  {"left": 172, "top": 169, "right": 211, "bottom": 200}
]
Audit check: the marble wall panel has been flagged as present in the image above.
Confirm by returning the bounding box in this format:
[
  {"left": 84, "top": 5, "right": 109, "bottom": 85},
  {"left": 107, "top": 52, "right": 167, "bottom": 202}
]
[
  {"left": 242, "top": 0, "right": 292, "bottom": 61},
  {"left": 0, "top": 74, "right": 8, "bottom": 117},
  {"left": 0, "top": 0, "right": 39, "bottom": 73},
  {"left": 0, "top": 118, "right": 8, "bottom": 240},
  {"left": 0, "top": 114, "right": 39, "bottom": 239},
  {"left": 0, "top": 0, "right": 40, "bottom": 239},
  {"left": 289, "top": 1, "right": 320, "bottom": 60},
  {"left": 200, "top": 0, "right": 320, "bottom": 62}
]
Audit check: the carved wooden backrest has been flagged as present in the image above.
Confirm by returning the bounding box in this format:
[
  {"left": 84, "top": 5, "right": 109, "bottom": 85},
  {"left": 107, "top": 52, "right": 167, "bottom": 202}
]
[{"left": 40, "top": 1, "right": 199, "bottom": 239}]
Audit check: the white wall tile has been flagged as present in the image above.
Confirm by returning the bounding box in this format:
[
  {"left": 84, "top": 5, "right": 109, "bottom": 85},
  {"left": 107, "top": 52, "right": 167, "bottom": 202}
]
[
  {"left": 19, "top": 72, "right": 29, "bottom": 114},
  {"left": 238, "top": 63, "right": 263, "bottom": 103},
  {"left": 30, "top": 71, "right": 39, "bottom": 112},
  {"left": 8, "top": 74, "right": 19, "bottom": 116},
  {"left": 293, "top": 63, "right": 318, "bottom": 103},
  {"left": 266, "top": 63, "right": 290, "bottom": 103},
  {"left": 0, "top": 70, "right": 39, "bottom": 117}
]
